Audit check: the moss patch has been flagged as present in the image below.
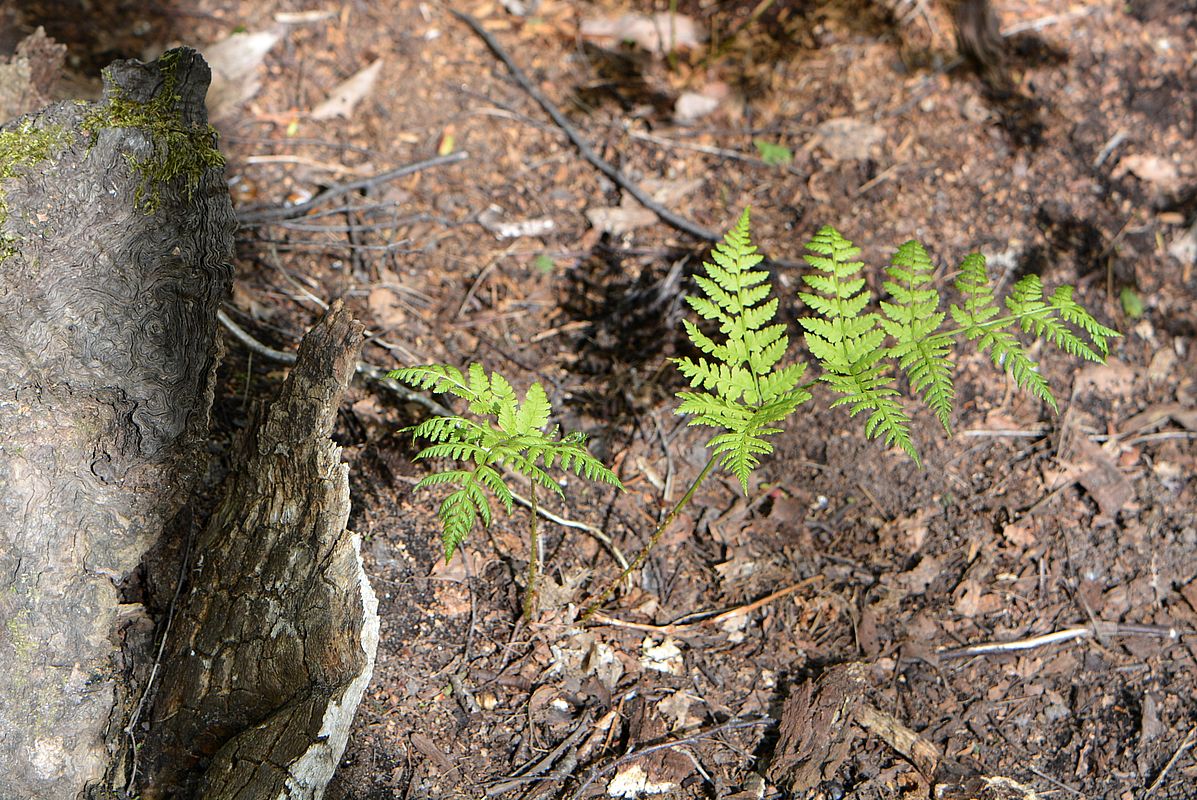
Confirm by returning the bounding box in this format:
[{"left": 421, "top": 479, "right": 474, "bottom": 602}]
[
  {"left": 81, "top": 49, "right": 225, "bottom": 214},
  {"left": 0, "top": 119, "right": 73, "bottom": 260}
]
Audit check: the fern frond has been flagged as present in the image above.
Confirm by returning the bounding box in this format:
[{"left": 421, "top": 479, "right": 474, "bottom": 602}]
[
  {"left": 514, "top": 382, "right": 552, "bottom": 434},
  {"left": 709, "top": 426, "right": 779, "bottom": 494},
  {"left": 389, "top": 364, "right": 474, "bottom": 400},
  {"left": 800, "top": 226, "right": 917, "bottom": 462},
  {"left": 395, "top": 362, "right": 623, "bottom": 561},
  {"left": 474, "top": 465, "right": 514, "bottom": 516},
  {"left": 879, "top": 240, "right": 955, "bottom": 432},
  {"left": 672, "top": 208, "right": 811, "bottom": 493},
  {"left": 405, "top": 416, "right": 486, "bottom": 444},
  {"left": 416, "top": 441, "right": 490, "bottom": 463},
  {"left": 949, "top": 254, "right": 1057, "bottom": 412},
  {"left": 1049, "top": 286, "right": 1119, "bottom": 357},
  {"left": 438, "top": 490, "right": 479, "bottom": 561}
]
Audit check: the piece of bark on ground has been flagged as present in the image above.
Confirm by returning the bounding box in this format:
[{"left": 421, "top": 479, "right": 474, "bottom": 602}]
[{"left": 140, "top": 300, "right": 379, "bottom": 800}]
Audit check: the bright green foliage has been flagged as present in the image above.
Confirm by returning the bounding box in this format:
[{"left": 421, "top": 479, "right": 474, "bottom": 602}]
[
  {"left": 674, "top": 208, "right": 812, "bottom": 492},
  {"left": 949, "top": 255, "right": 1117, "bottom": 415},
  {"left": 675, "top": 211, "right": 1119, "bottom": 476},
  {"left": 880, "top": 240, "right": 955, "bottom": 433},
  {"left": 389, "top": 364, "right": 622, "bottom": 560},
  {"left": 799, "top": 226, "right": 918, "bottom": 463}
]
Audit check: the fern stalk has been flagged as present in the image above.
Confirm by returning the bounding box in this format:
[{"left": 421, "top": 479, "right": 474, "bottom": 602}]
[{"left": 580, "top": 453, "right": 719, "bottom": 621}]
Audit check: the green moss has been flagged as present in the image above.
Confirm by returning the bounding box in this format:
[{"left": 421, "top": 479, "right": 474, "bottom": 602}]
[
  {"left": 82, "top": 48, "right": 225, "bottom": 213},
  {"left": 0, "top": 120, "right": 73, "bottom": 260}
]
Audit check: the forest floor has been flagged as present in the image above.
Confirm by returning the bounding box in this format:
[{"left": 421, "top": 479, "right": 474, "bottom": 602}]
[{"left": 5, "top": 0, "right": 1197, "bottom": 798}]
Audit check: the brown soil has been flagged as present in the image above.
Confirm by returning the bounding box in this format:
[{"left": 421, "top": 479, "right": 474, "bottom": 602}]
[{"left": 5, "top": 1, "right": 1196, "bottom": 798}]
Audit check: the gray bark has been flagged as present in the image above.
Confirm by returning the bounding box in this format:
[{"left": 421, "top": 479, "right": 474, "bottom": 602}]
[
  {"left": 0, "top": 45, "right": 377, "bottom": 800},
  {"left": 0, "top": 47, "right": 233, "bottom": 799}
]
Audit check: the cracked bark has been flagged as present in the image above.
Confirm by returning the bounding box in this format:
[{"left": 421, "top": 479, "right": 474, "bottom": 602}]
[
  {"left": 0, "top": 45, "right": 377, "bottom": 800},
  {"left": 140, "top": 300, "right": 378, "bottom": 800}
]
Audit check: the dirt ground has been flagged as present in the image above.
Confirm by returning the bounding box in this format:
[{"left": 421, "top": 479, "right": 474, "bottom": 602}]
[{"left": 5, "top": 0, "right": 1197, "bottom": 798}]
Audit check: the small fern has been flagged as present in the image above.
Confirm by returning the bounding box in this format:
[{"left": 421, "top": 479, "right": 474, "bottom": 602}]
[
  {"left": 388, "top": 364, "right": 622, "bottom": 575},
  {"left": 799, "top": 226, "right": 918, "bottom": 462},
  {"left": 674, "top": 207, "right": 812, "bottom": 492}
]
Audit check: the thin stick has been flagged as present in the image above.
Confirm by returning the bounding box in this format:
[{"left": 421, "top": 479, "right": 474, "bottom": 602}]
[
  {"left": 524, "top": 483, "right": 540, "bottom": 620},
  {"left": 588, "top": 576, "right": 822, "bottom": 635},
  {"left": 566, "top": 717, "right": 773, "bottom": 800},
  {"left": 939, "top": 621, "right": 1182, "bottom": 659},
  {"left": 508, "top": 488, "right": 629, "bottom": 572},
  {"left": 449, "top": 8, "right": 720, "bottom": 244},
  {"left": 217, "top": 308, "right": 454, "bottom": 417},
  {"left": 1145, "top": 725, "right": 1197, "bottom": 797},
  {"left": 580, "top": 454, "right": 720, "bottom": 621},
  {"left": 237, "top": 151, "right": 469, "bottom": 223}
]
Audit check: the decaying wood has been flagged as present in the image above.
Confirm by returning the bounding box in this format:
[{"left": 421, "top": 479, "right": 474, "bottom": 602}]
[
  {"left": 0, "top": 48, "right": 233, "bottom": 799},
  {"left": 140, "top": 300, "right": 378, "bottom": 800},
  {"left": 767, "top": 663, "right": 866, "bottom": 792}
]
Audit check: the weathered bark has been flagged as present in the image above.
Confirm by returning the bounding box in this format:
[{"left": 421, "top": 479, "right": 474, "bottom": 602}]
[
  {"left": 141, "top": 300, "right": 378, "bottom": 800},
  {"left": 1, "top": 46, "right": 377, "bottom": 800},
  {"left": 0, "top": 48, "right": 233, "bottom": 798}
]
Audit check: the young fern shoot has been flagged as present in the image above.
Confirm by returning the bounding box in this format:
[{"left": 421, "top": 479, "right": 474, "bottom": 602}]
[
  {"left": 389, "top": 363, "right": 622, "bottom": 618},
  {"left": 582, "top": 207, "right": 812, "bottom": 619}
]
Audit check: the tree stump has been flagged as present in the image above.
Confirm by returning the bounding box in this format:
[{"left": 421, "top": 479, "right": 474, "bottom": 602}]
[
  {"left": 0, "top": 45, "right": 378, "bottom": 800},
  {"left": 0, "top": 46, "right": 233, "bottom": 799}
]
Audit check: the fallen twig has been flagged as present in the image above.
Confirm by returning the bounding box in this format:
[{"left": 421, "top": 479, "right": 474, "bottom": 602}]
[
  {"left": 217, "top": 308, "right": 454, "bottom": 417},
  {"left": 449, "top": 9, "right": 721, "bottom": 245},
  {"left": 939, "top": 621, "right": 1184, "bottom": 659},
  {"left": 1145, "top": 725, "right": 1197, "bottom": 797},
  {"left": 588, "top": 576, "right": 822, "bottom": 635},
  {"left": 237, "top": 151, "right": 469, "bottom": 224}
]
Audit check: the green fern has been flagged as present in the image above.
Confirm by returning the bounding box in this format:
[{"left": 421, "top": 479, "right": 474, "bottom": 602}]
[
  {"left": 673, "top": 207, "right": 812, "bottom": 493},
  {"left": 879, "top": 240, "right": 955, "bottom": 433},
  {"left": 799, "top": 227, "right": 919, "bottom": 463},
  {"left": 388, "top": 365, "right": 622, "bottom": 562}
]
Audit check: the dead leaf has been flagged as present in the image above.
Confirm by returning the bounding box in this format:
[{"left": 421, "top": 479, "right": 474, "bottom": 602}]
[
  {"left": 409, "top": 732, "right": 453, "bottom": 772},
  {"left": 478, "top": 204, "right": 555, "bottom": 239},
  {"left": 202, "top": 30, "right": 281, "bottom": 120},
  {"left": 585, "top": 177, "right": 704, "bottom": 236},
  {"left": 580, "top": 12, "right": 704, "bottom": 56},
  {"left": 311, "top": 58, "right": 383, "bottom": 121},
  {"left": 674, "top": 91, "right": 720, "bottom": 122},
  {"left": 1168, "top": 220, "right": 1197, "bottom": 266}
]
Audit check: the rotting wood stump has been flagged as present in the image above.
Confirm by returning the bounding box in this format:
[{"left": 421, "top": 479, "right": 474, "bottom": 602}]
[
  {"left": 140, "top": 299, "right": 378, "bottom": 800},
  {"left": 0, "top": 43, "right": 378, "bottom": 800}
]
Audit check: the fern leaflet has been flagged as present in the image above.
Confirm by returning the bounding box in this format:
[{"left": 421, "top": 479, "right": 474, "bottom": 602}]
[
  {"left": 879, "top": 240, "right": 955, "bottom": 433},
  {"left": 799, "top": 226, "right": 918, "bottom": 464},
  {"left": 949, "top": 253, "right": 1057, "bottom": 412}
]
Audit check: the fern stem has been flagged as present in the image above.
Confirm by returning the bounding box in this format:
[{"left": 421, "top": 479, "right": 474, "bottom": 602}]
[
  {"left": 580, "top": 453, "right": 720, "bottom": 622},
  {"left": 938, "top": 308, "right": 1059, "bottom": 340},
  {"left": 523, "top": 482, "right": 539, "bottom": 621}
]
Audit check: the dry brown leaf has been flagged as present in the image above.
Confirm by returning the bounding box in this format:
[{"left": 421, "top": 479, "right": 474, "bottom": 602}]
[
  {"left": 815, "top": 117, "right": 886, "bottom": 161},
  {"left": 580, "top": 12, "right": 704, "bottom": 56},
  {"left": 202, "top": 30, "right": 281, "bottom": 120},
  {"left": 311, "top": 58, "right": 384, "bottom": 121}
]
